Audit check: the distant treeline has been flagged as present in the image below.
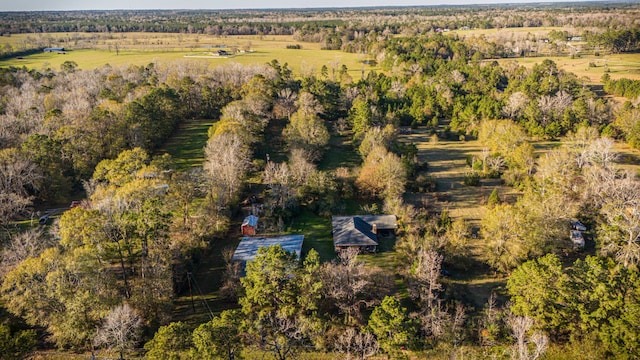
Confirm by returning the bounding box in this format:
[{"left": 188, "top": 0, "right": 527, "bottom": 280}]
[
  {"left": 585, "top": 28, "right": 640, "bottom": 53},
  {"left": 1, "top": 2, "right": 639, "bottom": 36}
]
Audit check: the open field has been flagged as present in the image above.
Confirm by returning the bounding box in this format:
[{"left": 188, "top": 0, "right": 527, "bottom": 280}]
[
  {"left": 0, "top": 33, "right": 379, "bottom": 78},
  {"left": 495, "top": 53, "right": 640, "bottom": 83},
  {"left": 4, "top": 31, "right": 639, "bottom": 86},
  {"left": 158, "top": 118, "right": 214, "bottom": 171},
  {"left": 404, "top": 129, "right": 517, "bottom": 223}
]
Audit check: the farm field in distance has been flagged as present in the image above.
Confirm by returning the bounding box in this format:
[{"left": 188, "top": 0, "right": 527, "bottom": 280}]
[
  {"left": 495, "top": 53, "right": 640, "bottom": 83},
  {"left": 0, "top": 32, "right": 379, "bottom": 78},
  {"left": 3, "top": 30, "right": 640, "bottom": 86}
]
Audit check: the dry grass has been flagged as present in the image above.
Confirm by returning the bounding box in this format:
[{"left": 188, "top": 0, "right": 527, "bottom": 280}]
[
  {"left": 495, "top": 53, "right": 640, "bottom": 83},
  {"left": 0, "top": 33, "right": 379, "bottom": 79},
  {"left": 404, "top": 128, "right": 511, "bottom": 223}
]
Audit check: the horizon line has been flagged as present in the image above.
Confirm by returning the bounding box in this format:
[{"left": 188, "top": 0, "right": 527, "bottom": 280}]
[{"left": 0, "top": 0, "right": 621, "bottom": 13}]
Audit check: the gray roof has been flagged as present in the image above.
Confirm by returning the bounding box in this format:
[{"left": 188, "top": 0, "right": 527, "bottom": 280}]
[
  {"left": 332, "top": 215, "right": 397, "bottom": 247},
  {"left": 232, "top": 235, "right": 304, "bottom": 262}
]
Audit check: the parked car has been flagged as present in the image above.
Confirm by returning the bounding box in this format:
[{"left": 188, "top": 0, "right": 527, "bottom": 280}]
[
  {"left": 570, "top": 230, "right": 585, "bottom": 249},
  {"left": 571, "top": 220, "right": 587, "bottom": 231},
  {"left": 39, "top": 214, "right": 50, "bottom": 225}
]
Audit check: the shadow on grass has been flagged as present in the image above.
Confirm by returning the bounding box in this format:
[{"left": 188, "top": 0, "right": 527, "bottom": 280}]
[
  {"left": 172, "top": 233, "right": 243, "bottom": 325},
  {"left": 319, "top": 134, "right": 361, "bottom": 171}
]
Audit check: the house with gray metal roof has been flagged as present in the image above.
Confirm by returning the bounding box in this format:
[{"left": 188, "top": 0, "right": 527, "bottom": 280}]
[{"left": 331, "top": 215, "right": 397, "bottom": 252}]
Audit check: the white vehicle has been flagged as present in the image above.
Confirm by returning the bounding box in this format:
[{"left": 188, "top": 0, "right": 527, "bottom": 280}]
[{"left": 570, "top": 230, "right": 585, "bottom": 249}]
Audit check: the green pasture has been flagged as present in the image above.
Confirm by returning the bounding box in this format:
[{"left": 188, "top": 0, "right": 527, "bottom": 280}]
[
  {"left": 319, "top": 133, "right": 362, "bottom": 171},
  {"left": 158, "top": 118, "right": 215, "bottom": 171},
  {"left": 495, "top": 53, "right": 640, "bottom": 83},
  {"left": 0, "top": 33, "right": 379, "bottom": 79}
]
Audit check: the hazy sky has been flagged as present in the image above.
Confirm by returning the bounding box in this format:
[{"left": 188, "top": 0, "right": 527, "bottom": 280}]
[{"left": 2, "top": 0, "right": 567, "bottom": 11}]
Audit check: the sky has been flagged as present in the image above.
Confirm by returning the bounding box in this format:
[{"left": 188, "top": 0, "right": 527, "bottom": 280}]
[{"left": 1, "top": 0, "right": 573, "bottom": 11}]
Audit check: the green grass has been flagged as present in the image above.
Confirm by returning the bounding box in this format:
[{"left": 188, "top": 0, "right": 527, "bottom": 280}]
[
  {"left": 288, "top": 208, "right": 336, "bottom": 262},
  {"left": 1, "top": 49, "right": 189, "bottom": 70},
  {"left": 319, "top": 133, "right": 362, "bottom": 171},
  {"left": 0, "top": 33, "right": 380, "bottom": 79},
  {"left": 494, "top": 53, "right": 640, "bottom": 83},
  {"left": 158, "top": 118, "right": 214, "bottom": 170}
]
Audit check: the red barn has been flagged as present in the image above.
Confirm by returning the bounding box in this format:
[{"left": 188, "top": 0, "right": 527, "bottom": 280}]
[{"left": 241, "top": 215, "right": 259, "bottom": 236}]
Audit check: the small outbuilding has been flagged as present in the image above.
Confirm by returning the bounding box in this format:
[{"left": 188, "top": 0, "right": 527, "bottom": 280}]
[
  {"left": 44, "top": 47, "right": 65, "bottom": 53},
  {"left": 241, "top": 215, "right": 259, "bottom": 236},
  {"left": 332, "top": 215, "right": 397, "bottom": 253},
  {"left": 232, "top": 234, "right": 304, "bottom": 266}
]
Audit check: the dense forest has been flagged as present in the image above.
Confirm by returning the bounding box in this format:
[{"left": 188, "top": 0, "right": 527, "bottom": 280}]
[{"left": 1, "top": 2, "right": 640, "bottom": 359}]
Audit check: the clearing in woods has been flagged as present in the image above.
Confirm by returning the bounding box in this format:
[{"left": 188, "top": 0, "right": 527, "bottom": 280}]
[
  {"left": 166, "top": 122, "right": 523, "bottom": 319},
  {"left": 402, "top": 128, "right": 516, "bottom": 308}
]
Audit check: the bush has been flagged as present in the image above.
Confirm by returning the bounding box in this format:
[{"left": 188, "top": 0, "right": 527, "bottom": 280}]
[
  {"left": 487, "top": 188, "right": 500, "bottom": 207},
  {"left": 0, "top": 325, "right": 36, "bottom": 360},
  {"left": 463, "top": 171, "right": 481, "bottom": 186},
  {"left": 414, "top": 173, "right": 437, "bottom": 192},
  {"left": 286, "top": 44, "right": 302, "bottom": 49}
]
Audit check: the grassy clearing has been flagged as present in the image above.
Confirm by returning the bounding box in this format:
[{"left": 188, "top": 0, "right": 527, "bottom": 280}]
[
  {"left": 158, "top": 118, "right": 215, "bottom": 171},
  {"left": 405, "top": 129, "right": 502, "bottom": 223},
  {"left": 402, "top": 128, "right": 519, "bottom": 307},
  {"left": 319, "top": 133, "right": 362, "bottom": 172},
  {"left": 450, "top": 26, "right": 564, "bottom": 38},
  {"left": 288, "top": 209, "right": 336, "bottom": 262},
  {"left": 494, "top": 53, "right": 640, "bottom": 83},
  {"left": 0, "top": 33, "right": 379, "bottom": 79}
]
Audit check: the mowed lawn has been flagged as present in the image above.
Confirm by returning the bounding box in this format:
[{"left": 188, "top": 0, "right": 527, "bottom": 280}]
[{"left": 158, "top": 118, "right": 215, "bottom": 170}]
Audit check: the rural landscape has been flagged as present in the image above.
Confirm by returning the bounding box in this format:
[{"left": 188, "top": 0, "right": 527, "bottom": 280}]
[{"left": 1, "top": 2, "right": 640, "bottom": 359}]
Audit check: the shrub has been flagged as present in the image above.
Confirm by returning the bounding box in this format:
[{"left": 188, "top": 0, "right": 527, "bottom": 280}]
[
  {"left": 414, "top": 173, "right": 436, "bottom": 192},
  {"left": 487, "top": 188, "right": 500, "bottom": 207},
  {"left": 464, "top": 171, "right": 481, "bottom": 186}
]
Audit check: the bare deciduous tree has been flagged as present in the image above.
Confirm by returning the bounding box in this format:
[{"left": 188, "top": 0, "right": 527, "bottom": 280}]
[
  {"left": 0, "top": 228, "right": 52, "bottom": 277},
  {"left": 0, "top": 149, "right": 42, "bottom": 225},
  {"left": 598, "top": 181, "right": 640, "bottom": 268},
  {"left": 320, "top": 248, "right": 392, "bottom": 324},
  {"left": 335, "top": 327, "right": 379, "bottom": 360},
  {"left": 507, "top": 314, "right": 548, "bottom": 360},
  {"left": 295, "top": 91, "right": 324, "bottom": 116},
  {"left": 503, "top": 91, "right": 529, "bottom": 119},
  {"left": 203, "top": 133, "right": 251, "bottom": 205},
  {"left": 94, "top": 304, "right": 144, "bottom": 360},
  {"left": 256, "top": 314, "right": 305, "bottom": 360},
  {"left": 410, "top": 248, "right": 443, "bottom": 310},
  {"left": 263, "top": 161, "right": 296, "bottom": 212}
]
